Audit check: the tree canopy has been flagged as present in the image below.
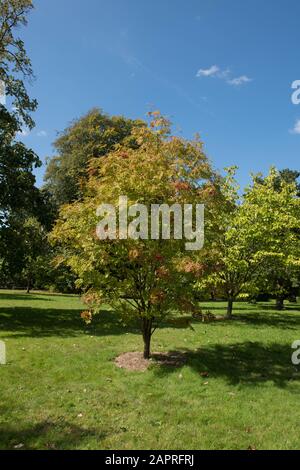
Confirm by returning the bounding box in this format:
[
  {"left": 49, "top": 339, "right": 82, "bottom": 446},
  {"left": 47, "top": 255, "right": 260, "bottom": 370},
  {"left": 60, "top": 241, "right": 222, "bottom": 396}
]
[
  {"left": 44, "top": 108, "right": 145, "bottom": 206},
  {"left": 198, "top": 168, "right": 300, "bottom": 317},
  {"left": 51, "top": 113, "right": 222, "bottom": 358}
]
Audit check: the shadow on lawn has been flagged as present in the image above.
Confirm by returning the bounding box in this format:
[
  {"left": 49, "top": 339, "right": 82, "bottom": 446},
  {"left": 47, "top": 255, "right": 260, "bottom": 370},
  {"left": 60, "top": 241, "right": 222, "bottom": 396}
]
[
  {"left": 220, "top": 312, "right": 300, "bottom": 331},
  {"left": 0, "top": 293, "right": 55, "bottom": 302},
  {"left": 154, "top": 342, "right": 300, "bottom": 389},
  {"left": 0, "top": 419, "right": 106, "bottom": 450},
  {"left": 1, "top": 306, "right": 300, "bottom": 339},
  {"left": 0, "top": 306, "right": 142, "bottom": 338}
]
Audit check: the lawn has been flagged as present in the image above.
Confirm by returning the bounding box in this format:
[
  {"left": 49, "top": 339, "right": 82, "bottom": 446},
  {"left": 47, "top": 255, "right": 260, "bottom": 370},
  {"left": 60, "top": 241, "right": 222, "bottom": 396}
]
[{"left": 0, "top": 290, "right": 299, "bottom": 450}]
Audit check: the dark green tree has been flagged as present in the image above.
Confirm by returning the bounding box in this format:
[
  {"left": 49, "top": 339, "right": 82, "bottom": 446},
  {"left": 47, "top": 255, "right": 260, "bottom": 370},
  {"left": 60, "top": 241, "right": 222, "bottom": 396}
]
[
  {"left": 0, "top": 0, "right": 40, "bottom": 217},
  {"left": 0, "top": 105, "right": 41, "bottom": 218},
  {"left": 0, "top": 0, "right": 37, "bottom": 129},
  {"left": 44, "top": 108, "right": 144, "bottom": 206}
]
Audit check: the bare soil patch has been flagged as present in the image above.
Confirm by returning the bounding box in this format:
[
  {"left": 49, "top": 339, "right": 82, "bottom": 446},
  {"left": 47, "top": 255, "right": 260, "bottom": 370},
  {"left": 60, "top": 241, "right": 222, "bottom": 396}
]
[{"left": 115, "top": 351, "right": 187, "bottom": 372}]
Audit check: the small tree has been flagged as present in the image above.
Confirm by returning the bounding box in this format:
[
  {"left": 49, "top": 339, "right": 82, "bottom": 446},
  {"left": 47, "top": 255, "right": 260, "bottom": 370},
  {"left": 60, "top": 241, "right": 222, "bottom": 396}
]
[
  {"left": 199, "top": 168, "right": 300, "bottom": 318},
  {"left": 51, "top": 113, "right": 220, "bottom": 358}
]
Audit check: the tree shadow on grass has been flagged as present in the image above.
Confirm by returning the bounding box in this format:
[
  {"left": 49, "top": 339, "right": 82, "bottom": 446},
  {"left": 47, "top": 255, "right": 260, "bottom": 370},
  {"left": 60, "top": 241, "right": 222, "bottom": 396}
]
[
  {"left": 0, "top": 292, "right": 55, "bottom": 302},
  {"left": 0, "top": 306, "right": 141, "bottom": 339},
  {"left": 200, "top": 304, "right": 259, "bottom": 312},
  {"left": 0, "top": 419, "right": 106, "bottom": 450},
  {"left": 154, "top": 342, "right": 300, "bottom": 389},
  {"left": 2, "top": 305, "right": 300, "bottom": 339},
  {"left": 222, "top": 312, "right": 300, "bottom": 331},
  {"left": 192, "top": 307, "right": 300, "bottom": 331},
  {"left": 201, "top": 301, "right": 300, "bottom": 314}
]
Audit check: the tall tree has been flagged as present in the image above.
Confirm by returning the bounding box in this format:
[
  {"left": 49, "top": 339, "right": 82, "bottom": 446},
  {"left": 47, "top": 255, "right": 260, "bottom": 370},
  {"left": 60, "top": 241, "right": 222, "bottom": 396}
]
[
  {"left": 0, "top": 0, "right": 40, "bottom": 216},
  {"left": 0, "top": 0, "right": 37, "bottom": 129},
  {"left": 0, "top": 1, "right": 44, "bottom": 285},
  {"left": 44, "top": 108, "right": 145, "bottom": 207}
]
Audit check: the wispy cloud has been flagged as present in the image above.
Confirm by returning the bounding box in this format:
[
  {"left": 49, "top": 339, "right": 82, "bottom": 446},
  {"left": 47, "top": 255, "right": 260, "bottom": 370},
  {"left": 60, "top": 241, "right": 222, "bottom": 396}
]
[
  {"left": 228, "top": 75, "right": 252, "bottom": 86},
  {"left": 37, "top": 130, "right": 47, "bottom": 137},
  {"left": 290, "top": 119, "right": 300, "bottom": 134},
  {"left": 196, "top": 65, "right": 252, "bottom": 86},
  {"left": 196, "top": 65, "right": 220, "bottom": 77}
]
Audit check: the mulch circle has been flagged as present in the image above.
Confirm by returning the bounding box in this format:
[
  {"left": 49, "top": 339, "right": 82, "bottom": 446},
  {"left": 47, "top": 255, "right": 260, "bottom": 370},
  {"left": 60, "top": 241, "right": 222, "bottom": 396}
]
[{"left": 115, "top": 351, "right": 187, "bottom": 372}]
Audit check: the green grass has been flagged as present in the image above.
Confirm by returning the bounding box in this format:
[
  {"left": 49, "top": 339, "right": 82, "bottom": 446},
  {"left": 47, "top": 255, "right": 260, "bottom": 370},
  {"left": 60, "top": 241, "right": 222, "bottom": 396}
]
[{"left": 0, "top": 290, "right": 300, "bottom": 450}]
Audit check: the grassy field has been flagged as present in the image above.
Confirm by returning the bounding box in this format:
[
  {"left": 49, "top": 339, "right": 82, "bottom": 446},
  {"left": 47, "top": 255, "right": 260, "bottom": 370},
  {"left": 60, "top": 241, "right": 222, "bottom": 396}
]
[{"left": 0, "top": 290, "right": 299, "bottom": 450}]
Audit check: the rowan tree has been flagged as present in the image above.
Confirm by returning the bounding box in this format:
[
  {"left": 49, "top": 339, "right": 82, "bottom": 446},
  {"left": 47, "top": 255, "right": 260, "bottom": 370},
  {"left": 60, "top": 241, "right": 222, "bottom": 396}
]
[{"left": 51, "top": 113, "right": 220, "bottom": 358}]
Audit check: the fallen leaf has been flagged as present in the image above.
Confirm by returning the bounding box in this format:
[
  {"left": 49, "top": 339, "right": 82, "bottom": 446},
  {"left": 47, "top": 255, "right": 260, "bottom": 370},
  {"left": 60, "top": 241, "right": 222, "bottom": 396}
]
[
  {"left": 14, "top": 443, "right": 24, "bottom": 449},
  {"left": 200, "top": 372, "right": 209, "bottom": 377}
]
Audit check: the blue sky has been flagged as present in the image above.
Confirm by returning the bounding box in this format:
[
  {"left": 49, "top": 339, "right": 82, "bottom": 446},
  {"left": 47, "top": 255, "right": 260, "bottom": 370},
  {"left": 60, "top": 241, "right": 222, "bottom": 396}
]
[{"left": 16, "top": 0, "right": 300, "bottom": 187}]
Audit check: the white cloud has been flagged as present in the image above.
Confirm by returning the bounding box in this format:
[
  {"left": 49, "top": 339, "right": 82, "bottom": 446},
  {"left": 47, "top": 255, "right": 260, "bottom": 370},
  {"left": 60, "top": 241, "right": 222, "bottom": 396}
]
[
  {"left": 227, "top": 75, "right": 252, "bottom": 86},
  {"left": 196, "top": 65, "right": 220, "bottom": 77},
  {"left": 37, "top": 130, "right": 47, "bottom": 137},
  {"left": 196, "top": 66, "right": 252, "bottom": 86},
  {"left": 290, "top": 119, "right": 300, "bottom": 134}
]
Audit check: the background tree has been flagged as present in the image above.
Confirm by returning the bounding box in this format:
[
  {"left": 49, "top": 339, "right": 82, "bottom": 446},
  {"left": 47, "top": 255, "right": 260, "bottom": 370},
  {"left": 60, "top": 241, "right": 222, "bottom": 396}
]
[
  {"left": 0, "top": 1, "right": 55, "bottom": 289},
  {"left": 51, "top": 113, "right": 220, "bottom": 358},
  {"left": 255, "top": 168, "right": 300, "bottom": 196},
  {"left": 0, "top": 105, "right": 40, "bottom": 217},
  {"left": 255, "top": 168, "right": 300, "bottom": 309},
  {"left": 19, "top": 216, "right": 46, "bottom": 293},
  {"left": 0, "top": 0, "right": 40, "bottom": 219},
  {"left": 0, "top": 212, "right": 43, "bottom": 290},
  {"left": 198, "top": 168, "right": 300, "bottom": 318},
  {"left": 44, "top": 108, "right": 145, "bottom": 207}
]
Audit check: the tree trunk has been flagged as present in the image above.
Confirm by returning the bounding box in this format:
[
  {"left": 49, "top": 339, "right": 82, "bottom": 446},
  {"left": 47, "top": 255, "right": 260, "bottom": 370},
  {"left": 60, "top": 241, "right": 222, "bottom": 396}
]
[
  {"left": 276, "top": 297, "right": 284, "bottom": 310},
  {"left": 226, "top": 297, "right": 234, "bottom": 319},
  {"left": 142, "top": 318, "right": 153, "bottom": 359},
  {"left": 26, "top": 276, "right": 31, "bottom": 294}
]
